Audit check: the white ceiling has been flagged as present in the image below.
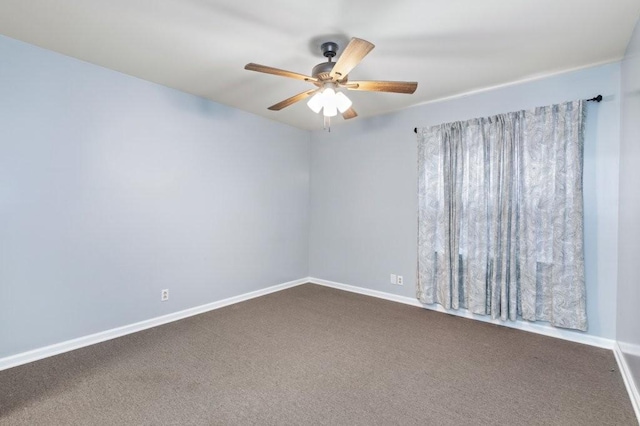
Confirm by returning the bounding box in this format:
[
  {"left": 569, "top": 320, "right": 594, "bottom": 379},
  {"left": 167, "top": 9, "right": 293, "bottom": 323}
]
[{"left": 0, "top": 0, "right": 638, "bottom": 130}]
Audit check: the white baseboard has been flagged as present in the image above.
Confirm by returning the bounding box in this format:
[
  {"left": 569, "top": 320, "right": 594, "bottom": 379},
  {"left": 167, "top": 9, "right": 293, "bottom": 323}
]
[
  {"left": 308, "top": 277, "right": 615, "bottom": 349},
  {"left": 0, "top": 276, "right": 621, "bottom": 375},
  {"left": 614, "top": 343, "right": 640, "bottom": 422},
  {"left": 619, "top": 341, "right": 640, "bottom": 358},
  {"left": 0, "top": 278, "right": 308, "bottom": 372}
]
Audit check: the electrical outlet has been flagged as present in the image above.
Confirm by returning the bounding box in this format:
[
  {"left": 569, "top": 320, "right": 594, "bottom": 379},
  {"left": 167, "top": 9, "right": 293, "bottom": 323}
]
[
  {"left": 396, "top": 275, "right": 404, "bottom": 286},
  {"left": 161, "top": 289, "right": 169, "bottom": 301},
  {"left": 390, "top": 274, "right": 397, "bottom": 285}
]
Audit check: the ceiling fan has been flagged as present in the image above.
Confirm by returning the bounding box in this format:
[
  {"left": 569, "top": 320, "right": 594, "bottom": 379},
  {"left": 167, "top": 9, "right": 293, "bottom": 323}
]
[{"left": 244, "top": 37, "right": 418, "bottom": 130}]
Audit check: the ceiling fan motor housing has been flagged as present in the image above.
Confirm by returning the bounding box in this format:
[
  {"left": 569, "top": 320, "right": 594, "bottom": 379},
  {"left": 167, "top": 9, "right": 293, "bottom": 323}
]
[{"left": 312, "top": 61, "right": 336, "bottom": 80}]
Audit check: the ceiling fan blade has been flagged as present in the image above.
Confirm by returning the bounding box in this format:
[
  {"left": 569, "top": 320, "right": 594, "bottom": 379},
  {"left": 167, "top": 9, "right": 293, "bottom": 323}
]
[
  {"left": 330, "top": 38, "right": 375, "bottom": 80},
  {"left": 346, "top": 80, "right": 418, "bottom": 94},
  {"left": 245, "top": 63, "right": 317, "bottom": 83},
  {"left": 267, "top": 89, "right": 318, "bottom": 111},
  {"left": 342, "top": 107, "right": 358, "bottom": 120}
]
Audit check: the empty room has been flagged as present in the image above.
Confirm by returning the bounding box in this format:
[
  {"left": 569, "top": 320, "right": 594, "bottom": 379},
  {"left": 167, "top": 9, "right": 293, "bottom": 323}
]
[{"left": 1, "top": 1, "right": 639, "bottom": 424}]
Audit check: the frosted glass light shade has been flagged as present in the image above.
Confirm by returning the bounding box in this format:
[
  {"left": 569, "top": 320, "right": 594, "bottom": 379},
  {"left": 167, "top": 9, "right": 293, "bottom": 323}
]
[
  {"left": 307, "top": 92, "right": 323, "bottom": 113},
  {"left": 323, "top": 104, "right": 338, "bottom": 117},
  {"left": 335, "top": 92, "right": 352, "bottom": 113},
  {"left": 321, "top": 87, "right": 338, "bottom": 117},
  {"left": 322, "top": 88, "right": 337, "bottom": 108}
]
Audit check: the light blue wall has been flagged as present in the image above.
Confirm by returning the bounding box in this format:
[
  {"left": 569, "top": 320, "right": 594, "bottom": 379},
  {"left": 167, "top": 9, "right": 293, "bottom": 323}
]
[
  {"left": 618, "top": 17, "right": 640, "bottom": 386},
  {"left": 0, "top": 35, "right": 311, "bottom": 358},
  {"left": 309, "top": 63, "right": 621, "bottom": 339}
]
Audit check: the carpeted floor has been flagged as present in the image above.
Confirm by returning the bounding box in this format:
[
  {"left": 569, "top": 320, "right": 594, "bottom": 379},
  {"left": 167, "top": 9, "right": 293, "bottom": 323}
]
[{"left": 0, "top": 284, "right": 636, "bottom": 425}]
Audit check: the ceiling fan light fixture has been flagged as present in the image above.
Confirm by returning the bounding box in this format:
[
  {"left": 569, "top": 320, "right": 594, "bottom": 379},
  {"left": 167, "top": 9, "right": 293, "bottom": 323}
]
[{"left": 307, "top": 84, "right": 351, "bottom": 117}]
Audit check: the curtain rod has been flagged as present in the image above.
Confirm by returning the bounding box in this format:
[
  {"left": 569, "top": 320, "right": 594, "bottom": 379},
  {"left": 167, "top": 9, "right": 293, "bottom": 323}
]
[{"left": 413, "top": 95, "right": 603, "bottom": 133}]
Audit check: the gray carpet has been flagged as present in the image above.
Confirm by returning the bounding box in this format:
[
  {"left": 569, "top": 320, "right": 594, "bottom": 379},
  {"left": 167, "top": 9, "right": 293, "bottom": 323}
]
[{"left": 0, "top": 284, "right": 636, "bottom": 425}]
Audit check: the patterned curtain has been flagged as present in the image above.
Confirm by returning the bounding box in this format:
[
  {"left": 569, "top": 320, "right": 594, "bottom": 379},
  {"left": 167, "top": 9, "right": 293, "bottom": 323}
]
[{"left": 417, "top": 101, "right": 587, "bottom": 331}]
